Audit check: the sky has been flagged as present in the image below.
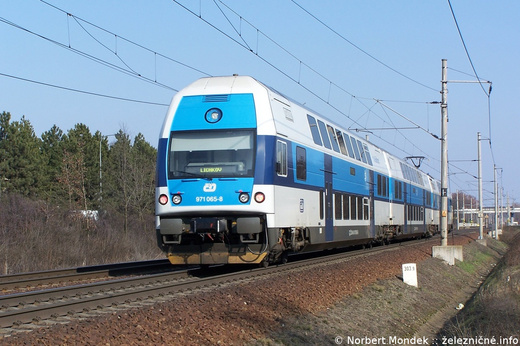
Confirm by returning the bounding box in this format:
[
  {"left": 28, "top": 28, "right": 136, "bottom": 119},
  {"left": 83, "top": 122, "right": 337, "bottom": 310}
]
[{"left": 1, "top": 0, "right": 519, "bottom": 207}]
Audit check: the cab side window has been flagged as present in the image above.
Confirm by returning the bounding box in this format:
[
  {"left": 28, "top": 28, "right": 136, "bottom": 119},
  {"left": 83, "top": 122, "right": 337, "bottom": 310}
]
[{"left": 276, "top": 140, "right": 287, "bottom": 177}]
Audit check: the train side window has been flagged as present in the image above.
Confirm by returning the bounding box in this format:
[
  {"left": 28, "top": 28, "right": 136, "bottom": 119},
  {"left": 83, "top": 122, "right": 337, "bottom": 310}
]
[
  {"left": 343, "top": 194, "right": 350, "bottom": 219},
  {"left": 336, "top": 130, "right": 348, "bottom": 156},
  {"left": 417, "top": 171, "right": 424, "bottom": 186},
  {"left": 334, "top": 194, "right": 342, "bottom": 219},
  {"left": 327, "top": 125, "right": 340, "bottom": 153},
  {"left": 350, "top": 196, "right": 357, "bottom": 220},
  {"left": 343, "top": 133, "right": 355, "bottom": 158},
  {"left": 276, "top": 140, "right": 287, "bottom": 177},
  {"left": 317, "top": 120, "right": 332, "bottom": 149},
  {"left": 425, "top": 191, "right": 432, "bottom": 206},
  {"left": 357, "top": 196, "right": 363, "bottom": 220},
  {"left": 357, "top": 140, "right": 367, "bottom": 164},
  {"left": 394, "top": 180, "right": 402, "bottom": 200},
  {"left": 377, "top": 174, "right": 388, "bottom": 197},
  {"left": 363, "top": 197, "right": 369, "bottom": 220},
  {"left": 296, "top": 146, "right": 307, "bottom": 181},
  {"left": 363, "top": 143, "right": 373, "bottom": 165},
  {"left": 306, "top": 115, "right": 322, "bottom": 146},
  {"left": 350, "top": 136, "right": 361, "bottom": 161}
]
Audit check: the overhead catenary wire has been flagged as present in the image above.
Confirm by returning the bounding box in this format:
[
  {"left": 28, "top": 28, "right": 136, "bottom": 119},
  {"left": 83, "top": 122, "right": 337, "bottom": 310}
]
[
  {"left": 447, "top": 0, "right": 490, "bottom": 97},
  {"left": 172, "top": 0, "right": 444, "bottom": 177},
  {"left": 0, "top": 72, "right": 170, "bottom": 106},
  {"left": 446, "top": 1, "right": 499, "bottom": 201},
  {"left": 3, "top": 2, "right": 499, "bottom": 199},
  {"left": 289, "top": 0, "right": 438, "bottom": 93},
  {"left": 243, "top": 1, "right": 499, "bottom": 200},
  {"left": 39, "top": 0, "right": 212, "bottom": 80},
  {"left": 0, "top": 16, "right": 177, "bottom": 92},
  {"left": 5, "top": 0, "right": 442, "bottom": 175}
]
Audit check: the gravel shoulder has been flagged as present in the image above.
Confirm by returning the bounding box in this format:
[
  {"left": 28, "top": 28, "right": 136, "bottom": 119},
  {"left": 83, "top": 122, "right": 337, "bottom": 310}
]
[
  {"left": 256, "top": 235, "right": 501, "bottom": 345},
  {"left": 2, "top": 231, "right": 500, "bottom": 345}
]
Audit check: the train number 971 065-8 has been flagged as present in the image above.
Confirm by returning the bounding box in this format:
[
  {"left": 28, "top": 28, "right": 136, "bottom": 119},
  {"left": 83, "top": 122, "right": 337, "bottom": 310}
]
[{"left": 196, "top": 196, "right": 224, "bottom": 203}]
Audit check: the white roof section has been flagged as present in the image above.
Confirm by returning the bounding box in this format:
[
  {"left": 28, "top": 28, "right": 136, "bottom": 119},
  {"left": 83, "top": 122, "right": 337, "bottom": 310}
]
[{"left": 162, "top": 75, "right": 439, "bottom": 189}]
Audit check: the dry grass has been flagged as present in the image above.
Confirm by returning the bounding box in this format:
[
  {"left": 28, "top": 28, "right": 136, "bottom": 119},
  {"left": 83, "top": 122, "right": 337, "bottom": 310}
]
[
  {"left": 0, "top": 193, "right": 162, "bottom": 275},
  {"left": 439, "top": 227, "right": 520, "bottom": 340}
]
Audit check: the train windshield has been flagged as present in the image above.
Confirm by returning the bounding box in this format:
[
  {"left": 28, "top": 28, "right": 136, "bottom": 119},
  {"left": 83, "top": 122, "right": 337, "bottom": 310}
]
[{"left": 168, "top": 129, "right": 255, "bottom": 179}]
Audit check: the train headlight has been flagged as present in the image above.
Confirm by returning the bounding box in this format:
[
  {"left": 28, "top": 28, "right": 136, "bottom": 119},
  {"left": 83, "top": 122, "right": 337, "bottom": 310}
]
[
  {"left": 205, "top": 108, "right": 223, "bottom": 123},
  {"left": 254, "top": 192, "right": 265, "bottom": 203},
  {"left": 239, "top": 192, "right": 250, "bottom": 204},
  {"left": 158, "top": 194, "right": 169, "bottom": 205},
  {"left": 172, "top": 194, "right": 182, "bottom": 205}
]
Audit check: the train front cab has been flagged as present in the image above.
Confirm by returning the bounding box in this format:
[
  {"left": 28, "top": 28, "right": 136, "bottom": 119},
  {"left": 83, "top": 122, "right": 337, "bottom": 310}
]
[{"left": 155, "top": 87, "right": 273, "bottom": 265}]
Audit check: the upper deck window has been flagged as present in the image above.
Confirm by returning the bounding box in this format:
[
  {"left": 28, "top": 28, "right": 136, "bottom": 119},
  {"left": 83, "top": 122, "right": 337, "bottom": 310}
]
[
  {"left": 400, "top": 162, "right": 424, "bottom": 186},
  {"left": 356, "top": 139, "right": 367, "bottom": 164},
  {"left": 363, "top": 143, "right": 373, "bottom": 165},
  {"left": 343, "top": 133, "right": 355, "bottom": 158},
  {"left": 317, "top": 120, "right": 332, "bottom": 149},
  {"left": 350, "top": 136, "right": 361, "bottom": 161},
  {"left": 307, "top": 115, "right": 322, "bottom": 146},
  {"left": 336, "top": 130, "right": 348, "bottom": 156},
  {"left": 327, "top": 125, "right": 340, "bottom": 153},
  {"left": 168, "top": 129, "right": 255, "bottom": 179}
]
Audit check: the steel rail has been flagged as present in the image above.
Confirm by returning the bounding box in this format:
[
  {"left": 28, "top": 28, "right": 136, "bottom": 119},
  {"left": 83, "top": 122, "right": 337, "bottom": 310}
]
[
  {"left": 0, "top": 259, "right": 172, "bottom": 290},
  {"left": 0, "top": 268, "right": 193, "bottom": 310},
  {"left": 0, "top": 231, "right": 476, "bottom": 328},
  {"left": 0, "top": 266, "right": 240, "bottom": 328},
  {"left": 0, "top": 235, "right": 449, "bottom": 329}
]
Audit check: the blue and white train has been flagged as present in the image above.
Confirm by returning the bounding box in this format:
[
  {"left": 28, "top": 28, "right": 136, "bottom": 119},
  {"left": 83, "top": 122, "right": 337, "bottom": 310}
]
[{"left": 155, "top": 75, "right": 452, "bottom": 265}]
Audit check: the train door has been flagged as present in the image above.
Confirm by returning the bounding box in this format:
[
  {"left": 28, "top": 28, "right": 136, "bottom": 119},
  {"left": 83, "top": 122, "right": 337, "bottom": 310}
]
[
  {"left": 369, "top": 170, "right": 375, "bottom": 238},
  {"left": 403, "top": 183, "right": 408, "bottom": 233},
  {"left": 324, "top": 154, "right": 334, "bottom": 241}
]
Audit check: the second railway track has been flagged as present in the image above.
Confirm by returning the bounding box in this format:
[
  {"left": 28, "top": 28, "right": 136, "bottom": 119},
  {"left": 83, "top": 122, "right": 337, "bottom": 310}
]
[
  {"left": 0, "top": 259, "right": 174, "bottom": 292},
  {"left": 0, "top": 233, "right": 464, "bottom": 335}
]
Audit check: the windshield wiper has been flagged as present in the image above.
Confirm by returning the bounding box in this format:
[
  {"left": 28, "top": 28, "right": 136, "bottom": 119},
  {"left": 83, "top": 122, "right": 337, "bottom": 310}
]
[{"left": 175, "top": 171, "right": 213, "bottom": 181}]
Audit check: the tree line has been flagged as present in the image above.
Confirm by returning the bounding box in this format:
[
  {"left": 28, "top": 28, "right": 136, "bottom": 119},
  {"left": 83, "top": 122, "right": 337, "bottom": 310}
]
[
  {"left": 0, "top": 111, "right": 160, "bottom": 274},
  {"left": 0, "top": 111, "right": 156, "bottom": 225}
]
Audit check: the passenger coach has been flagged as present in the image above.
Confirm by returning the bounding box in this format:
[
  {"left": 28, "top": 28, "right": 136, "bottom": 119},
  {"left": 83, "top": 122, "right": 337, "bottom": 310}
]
[{"left": 155, "top": 75, "right": 450, "bottom": 265}]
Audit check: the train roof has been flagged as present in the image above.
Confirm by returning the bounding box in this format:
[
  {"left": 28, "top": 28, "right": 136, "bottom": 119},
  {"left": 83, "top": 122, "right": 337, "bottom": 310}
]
[{"left": 165, "top": 75, "right": 441, "bottom": 190}]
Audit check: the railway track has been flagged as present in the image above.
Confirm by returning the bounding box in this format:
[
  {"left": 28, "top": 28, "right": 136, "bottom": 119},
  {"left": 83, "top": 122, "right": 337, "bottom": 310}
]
[
  {"left": 0, "top": 259, "right": 174, "bottom": 292},
  {"left": 0, "top": 235, "right": 449, "bottom": 335}
]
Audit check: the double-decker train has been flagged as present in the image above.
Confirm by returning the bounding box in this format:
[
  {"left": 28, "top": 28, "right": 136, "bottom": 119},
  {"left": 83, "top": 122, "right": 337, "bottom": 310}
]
[{"left": 155, "top": 75, "right": 452, "bottom": 265}]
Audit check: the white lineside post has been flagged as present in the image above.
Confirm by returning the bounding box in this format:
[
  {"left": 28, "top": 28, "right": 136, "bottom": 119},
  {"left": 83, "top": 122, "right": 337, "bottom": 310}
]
[
  {"left": 440, "top": 58, "right": 449, "bottom": 247},
  {"left": 402, "top": 263, "right": 418, "bottom": 287}
]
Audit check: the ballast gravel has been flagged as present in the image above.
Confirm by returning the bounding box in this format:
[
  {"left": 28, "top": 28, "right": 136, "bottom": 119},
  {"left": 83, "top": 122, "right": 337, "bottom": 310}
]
[{"left": 2, "top": 233, "right": 477, "bottom": 345}]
